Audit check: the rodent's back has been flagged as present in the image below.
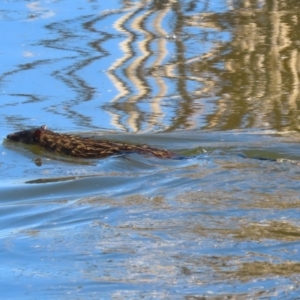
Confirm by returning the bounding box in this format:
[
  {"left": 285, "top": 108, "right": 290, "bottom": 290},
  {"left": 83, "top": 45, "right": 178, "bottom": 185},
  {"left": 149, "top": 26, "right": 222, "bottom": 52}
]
[
  {"left": 40, "top": 131, "right": 175, "bottom": 158},
  {"left": 7, "top": 126, "right": 176, "bottom": 159}
]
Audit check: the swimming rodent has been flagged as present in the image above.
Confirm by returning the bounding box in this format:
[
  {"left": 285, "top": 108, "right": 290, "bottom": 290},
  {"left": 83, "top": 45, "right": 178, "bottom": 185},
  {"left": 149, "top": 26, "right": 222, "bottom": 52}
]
[{"left": 6, "top": 125, "right": 177, "bottom": 159}]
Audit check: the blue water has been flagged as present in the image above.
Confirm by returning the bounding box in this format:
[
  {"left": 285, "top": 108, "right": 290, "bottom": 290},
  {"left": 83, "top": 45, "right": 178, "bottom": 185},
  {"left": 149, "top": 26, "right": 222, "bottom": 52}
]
[{"left": 2, "top": 1, "right": 300, "bottom": 299}]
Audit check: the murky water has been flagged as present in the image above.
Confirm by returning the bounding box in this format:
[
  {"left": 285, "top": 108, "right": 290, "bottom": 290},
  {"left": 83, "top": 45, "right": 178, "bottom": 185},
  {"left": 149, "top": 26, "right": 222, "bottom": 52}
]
[{"left": 2, "top": 1, "right": 300, "bottom": 299}]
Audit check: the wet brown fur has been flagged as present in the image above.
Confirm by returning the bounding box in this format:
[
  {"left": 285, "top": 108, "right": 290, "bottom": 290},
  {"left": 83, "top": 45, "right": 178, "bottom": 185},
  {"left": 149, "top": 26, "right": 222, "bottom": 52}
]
[{"left": 7, "top": 125, "right": 176, "bottom": 159}]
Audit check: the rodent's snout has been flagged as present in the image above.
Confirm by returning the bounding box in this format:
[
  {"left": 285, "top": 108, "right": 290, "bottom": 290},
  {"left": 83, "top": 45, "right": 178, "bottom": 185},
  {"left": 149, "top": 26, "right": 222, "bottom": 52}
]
[{"left": 6, "top": 134, "right": 16, "bottom": 141}]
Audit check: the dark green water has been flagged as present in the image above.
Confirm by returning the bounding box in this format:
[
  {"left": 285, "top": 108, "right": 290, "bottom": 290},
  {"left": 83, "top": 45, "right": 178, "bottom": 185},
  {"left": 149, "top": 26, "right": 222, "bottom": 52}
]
[{"left": 1, "top": 1, "right": 300, "bottom": 299}]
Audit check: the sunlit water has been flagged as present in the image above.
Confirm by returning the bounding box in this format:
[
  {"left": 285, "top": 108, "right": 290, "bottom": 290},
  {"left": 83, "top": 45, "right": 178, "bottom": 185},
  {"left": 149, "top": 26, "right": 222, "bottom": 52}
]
[
  {"left": 2, "top": 130, "right": 300, "bottom": 299},
  {"left": 1, "top": 0, "right": 300, "bottom": 299}
]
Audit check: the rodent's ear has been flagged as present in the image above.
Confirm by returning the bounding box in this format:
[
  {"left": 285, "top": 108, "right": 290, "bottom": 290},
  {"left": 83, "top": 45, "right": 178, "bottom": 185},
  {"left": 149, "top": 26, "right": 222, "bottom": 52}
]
[
  {"left": 33, "top": 129, "right": 42, "bottom": 142},
  {"left": 41, "top": 125, "right": 47, "bottom": 130}
]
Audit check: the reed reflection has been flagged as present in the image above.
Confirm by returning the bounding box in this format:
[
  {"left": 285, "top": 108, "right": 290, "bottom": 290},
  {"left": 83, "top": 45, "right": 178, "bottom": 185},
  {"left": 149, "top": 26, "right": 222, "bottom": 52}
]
[
  {"left": 3, "top": 0, "right": 300, "bottom": 133},
  {"left": 188, "top": 0, "right": 300, "bottom": 131},
  {"left": 105, "top": 0, "right": 300, "bottom": 132}
]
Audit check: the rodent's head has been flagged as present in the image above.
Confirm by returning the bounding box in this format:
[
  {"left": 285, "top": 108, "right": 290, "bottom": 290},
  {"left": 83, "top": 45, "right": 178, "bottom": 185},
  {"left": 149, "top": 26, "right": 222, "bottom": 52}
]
[{"left": 6, "top": 125, "right": 47, "bottom": 144}]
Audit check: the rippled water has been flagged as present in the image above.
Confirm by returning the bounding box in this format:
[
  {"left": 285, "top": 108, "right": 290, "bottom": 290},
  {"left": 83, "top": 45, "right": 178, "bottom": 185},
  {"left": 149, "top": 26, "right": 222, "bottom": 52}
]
[
  {"left": 3, "top": 129, "right": 300, "bottom": 298},
  {"left": 2, "top": 0, "right": 300, "bottom": 299}
]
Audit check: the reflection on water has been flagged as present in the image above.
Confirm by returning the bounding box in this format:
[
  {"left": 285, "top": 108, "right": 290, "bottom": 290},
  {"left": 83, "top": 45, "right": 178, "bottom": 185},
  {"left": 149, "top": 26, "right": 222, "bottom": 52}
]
[
  {"left": 2, "top": 0, "right": 300, "bottom": 298},
  {"left": 3, "top": 0, "right": 300, "bottom": 132}
]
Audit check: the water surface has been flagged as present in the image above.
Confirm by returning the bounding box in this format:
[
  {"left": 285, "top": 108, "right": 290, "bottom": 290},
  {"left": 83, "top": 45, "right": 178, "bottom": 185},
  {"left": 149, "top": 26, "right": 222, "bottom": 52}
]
[{"left": 1, "top": 0, "right": 300, "bottom": 299}]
